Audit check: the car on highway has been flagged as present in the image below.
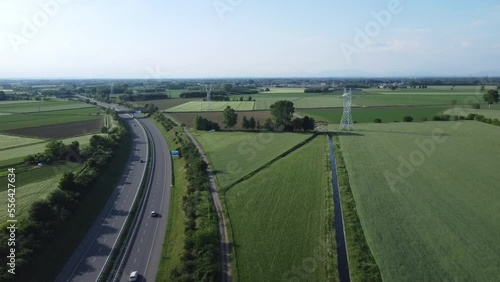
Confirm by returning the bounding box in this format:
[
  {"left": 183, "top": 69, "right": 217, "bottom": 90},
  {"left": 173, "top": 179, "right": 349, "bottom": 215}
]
[
  {"left": 151, "top": 211, "right": 158, "bottom": 217},
  {"left": 129, "top": 271, "right": 138, "bottom": 281}
]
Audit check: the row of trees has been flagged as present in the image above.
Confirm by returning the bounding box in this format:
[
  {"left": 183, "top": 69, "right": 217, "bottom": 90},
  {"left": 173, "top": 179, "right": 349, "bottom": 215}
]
[
  {"left": 0, "top": 111, "right": 127, "bottom": 281},
  {"left": 168, "top": 134, "right": 220, "bottom": 281},
  {"left": 194, "top": 116, "right": 221, "bottom": 131}
]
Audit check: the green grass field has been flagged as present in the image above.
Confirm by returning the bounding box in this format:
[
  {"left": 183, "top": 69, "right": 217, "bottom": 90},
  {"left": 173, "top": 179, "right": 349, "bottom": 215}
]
[
  {"left": 0, "top": 101, "right": 94, "bottom": 113},
  {"left": 166, "top": 101, "right": 255, "bottom": 112},
  {"left": 254, "top": 96, "right": 344, "bottom": 110},
  {"left": 0, "top": 133, "right": 104, "bottom": 167},
  {"left": 0, "top": 162, "right": 82, "bottom": 222},
  {"left": 0, "top": 134, "right": 44, "bottom": 150},
  {"left": 299, "top": 106, "right": 447, "bottom": 124},
  {"left": 0, "top": 107, "right": 101, "bottom": 132},
  {"left": 445, "top": 107, "right": 500, "bottom": 120},
  {"left": 133, "top": 98, "right": 200, "bottom": 110},
  {"left": 225, "top": 136, "right": 337, "bottom": 281},
  {"left": 194, "top": 131, "right": 312, "bottom": 188},
  {"left": 337, "top": 121, "right": 500, "bottom": 281}
]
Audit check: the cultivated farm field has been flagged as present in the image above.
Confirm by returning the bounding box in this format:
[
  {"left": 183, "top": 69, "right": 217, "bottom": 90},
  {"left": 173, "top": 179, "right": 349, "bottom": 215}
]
[
  {"left": 0, "top": 133, "right": 105, "bottom": 167},
  {"left": 166, "top": 101, "right": 255, "bottom": 112},
  {"left": 299, "top": 106, "right": 447, "bottom": 124},
  {"left": 166, "top": 110, "right": 272, "bottom": 129},
  {"left": 193, "top": 131, "right": 312, "bottom": 188},
  {"left": 0, "top": 134, "right": 44, "bottom": 150},
  {"left": 0, "top": 107, "right": 102, "bottom": 132},
  {"left": 444, "top": 107, "right": 500, "bottom": 120},
  {"left": 0, "top": 162, "right": 82, "bottom": 222},
  {"left": 0, "top": 100, "right": 94, "bottom": 113},
  {"left": 337, "top": 121, "right": 500, "bottom": 281},
  {"left": 225, "top": 136, "right": 336, "bottom": 281}
]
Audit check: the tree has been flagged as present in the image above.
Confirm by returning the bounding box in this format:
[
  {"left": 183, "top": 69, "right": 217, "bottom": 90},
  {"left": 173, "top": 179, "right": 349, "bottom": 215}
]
[
  {"left": 263, "top": 118, "right": 274, "bottom": 131},
  {"left": 483, "top": 89, "right": 499, "bottom": 109},
  {"left": 223, "top": 106, "right": 238, "bottom": 129},
  {"left": 450, "top": 99, "right": 458, "bottom": 108},
  {"left": 247, "top": 96, "right": 253, "bottom": 101},
  {"left": 249, "top": 117, "right": 256, "bottom": 129},
  {"left": 291, "top": 118, "right": 303, "bottom": 131},
  {"left": 302, "top": 116, "right": 315, "bottom": 131},
  {"left": 59, "top": 172, "right": 76, "bottom": 191},
  {"left": 242, "top": 116, "right": 250, "bottom": 129},
  {"left": 0, "top": 90, "right": 6, "bottom": 100},
  {"left": 270, "top": 100, "right": 295, "bottom": 129},
  {"left": 480, "top": 85, "right": 485, "bottom": 92},
  {"left": 45, "top": 140, "right": 67, "bottom": 160},
  {"left": 403, "top": 116, "right": 414, "bottom": 122}
]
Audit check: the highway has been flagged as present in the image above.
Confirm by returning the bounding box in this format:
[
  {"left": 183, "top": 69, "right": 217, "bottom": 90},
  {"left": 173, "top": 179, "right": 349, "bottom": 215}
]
[
  {"left": 56, "top": 115, "right": 149, "bottom": 282},
  {"left": 117, "top": 117, "right": 172, "bottom": 281}
]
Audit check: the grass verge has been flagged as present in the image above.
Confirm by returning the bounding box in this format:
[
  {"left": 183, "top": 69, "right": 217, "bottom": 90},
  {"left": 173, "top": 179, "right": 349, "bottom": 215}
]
[
  {"left": 152, "top": 119, "right": 188, "bottom": 281},
  {"left": 332, "top": 135, "right": 381, "bottom": 282}
]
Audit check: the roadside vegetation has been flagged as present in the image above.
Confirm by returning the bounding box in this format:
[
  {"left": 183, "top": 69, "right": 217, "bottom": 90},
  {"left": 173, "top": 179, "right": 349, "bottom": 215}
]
[{"left": 154, "top": 113, "right": 220, "bottom": 281}]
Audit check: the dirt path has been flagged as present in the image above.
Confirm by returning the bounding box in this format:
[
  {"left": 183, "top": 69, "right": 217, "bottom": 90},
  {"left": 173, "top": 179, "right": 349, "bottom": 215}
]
[{"left": 184, "top": 128, "right": 232, "bottom": 282}]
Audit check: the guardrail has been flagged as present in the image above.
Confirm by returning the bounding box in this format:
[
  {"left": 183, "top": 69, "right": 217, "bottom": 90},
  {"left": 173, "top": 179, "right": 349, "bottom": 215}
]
[
  {"left": 107, "top": 119, "right": 158, "bottom": 281},
  {"left": 96, "top": 117, "right": 152, "bottom": 281}
]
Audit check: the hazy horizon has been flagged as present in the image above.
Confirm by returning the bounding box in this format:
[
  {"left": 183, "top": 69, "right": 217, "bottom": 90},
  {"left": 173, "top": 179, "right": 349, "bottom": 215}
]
[{"left": 1, "top": 0, "right": 500, "bottom": 78}]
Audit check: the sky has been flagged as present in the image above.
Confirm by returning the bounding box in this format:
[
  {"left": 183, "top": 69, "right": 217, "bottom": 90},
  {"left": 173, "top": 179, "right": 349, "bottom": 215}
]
[{"left": 0, "top": 0, "right": 500, "bottom": 78}]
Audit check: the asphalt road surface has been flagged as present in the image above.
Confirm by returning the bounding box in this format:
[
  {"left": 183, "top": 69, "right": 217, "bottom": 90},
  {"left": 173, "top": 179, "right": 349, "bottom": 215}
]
[
  {"left": 117, "top": 117, "right": 172, "bottom": 282},
  {"left": 56, "top": 115, "right": 148, "bottom": 282}
]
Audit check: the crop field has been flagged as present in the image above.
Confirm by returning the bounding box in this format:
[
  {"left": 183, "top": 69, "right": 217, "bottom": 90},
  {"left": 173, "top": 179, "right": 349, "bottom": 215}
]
[
  {"left": 0, "top": 107, "right": 102, "bottom": 132},
  {"left": 166, "top": 101, "right": 255, "bottom": 112},
  {"left": 444, "top": 107, "right": 500, "bottom": 120},
  {"left": 133, "top": 98, "right": 200, "bottom": 110},
  {"left": 299, "top": 106, "right": 447, "bottom": 124},
  {"left": 166, "top": 110, "right": 273, "bottom": 129},
  {"left": 193, "top": 131, "right": 312, "bottom": 188},
  {"left": 366, "top": 85, "right": 496, "bottom": 95},
  {"left": 0, "top": 134, "right": 44, "bottom": 150},
  {"left": 254, "top": 96, "right": 344, "bottom": 110},
  {"left": 0, "top": 162, "right": 82, "bottom": 222},
  {"left": 5, "top": 119, "right": 103, "bottom": 139},
  {"left": 0, "top": 101, "right": 94, "bottom": 113},
  {"left": 225, "top": 136, "right": 336, "bottom": 281},
  {"left": 337, "top": 121, "right": 500, "bottom": 281},
  {"left": 0, "top": 133, "right": 104, "bottom": 167}
]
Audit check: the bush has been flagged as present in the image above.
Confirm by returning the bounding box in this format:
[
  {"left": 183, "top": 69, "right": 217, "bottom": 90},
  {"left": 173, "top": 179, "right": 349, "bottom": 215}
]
[
  {"left": 440, "top": 114, "right": 451, "bottom": 121},
  {"left": 403, "top": 116, "right": 413, "bottom": 122},
  {"left": 466, "top": 113, "right": 477, "bottom": 120},
  {"left": 474, "top": 115, "right": 485, "bottom": 121},
  {"left": 471, "top": 103, "right": 480, "bottom": 109},
  {"left": 432, "top": 115, "right": 441, "bottom": 121},
  {"left": 422, "top": 117, "right": 428, "bottom": 121},
  {"left": 374, "top": 118, "right": 382, "bottom": 123}
]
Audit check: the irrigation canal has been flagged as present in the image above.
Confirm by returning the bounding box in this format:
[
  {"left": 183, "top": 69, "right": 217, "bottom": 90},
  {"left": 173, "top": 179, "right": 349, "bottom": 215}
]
[{"left": 328, "top": 134, "right": 351, "bottom": 282}]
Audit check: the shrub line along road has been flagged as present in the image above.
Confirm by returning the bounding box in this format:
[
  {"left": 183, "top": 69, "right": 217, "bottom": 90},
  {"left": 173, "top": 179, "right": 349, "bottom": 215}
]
[
  {"left": 184, "top": 128, "right": 233, "bottom": 282},
  {"left": 55, "top": 115, "right": 148, "bottom": 282},
  {"left": 117, "top": 117, "right": 173, "bottom": 281}
]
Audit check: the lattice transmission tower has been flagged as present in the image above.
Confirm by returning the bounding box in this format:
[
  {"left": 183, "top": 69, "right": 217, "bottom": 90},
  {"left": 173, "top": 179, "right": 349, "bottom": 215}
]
[{"left": 339, "top": 88, "right": 353, "bottom": 131}]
